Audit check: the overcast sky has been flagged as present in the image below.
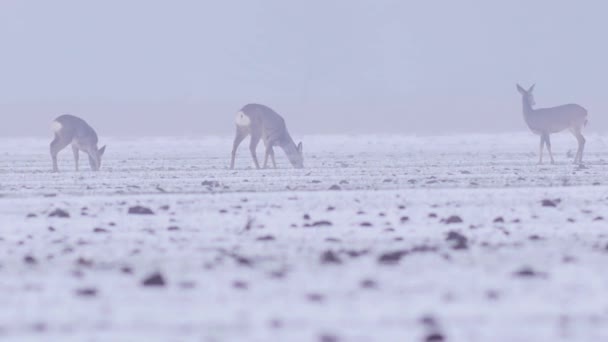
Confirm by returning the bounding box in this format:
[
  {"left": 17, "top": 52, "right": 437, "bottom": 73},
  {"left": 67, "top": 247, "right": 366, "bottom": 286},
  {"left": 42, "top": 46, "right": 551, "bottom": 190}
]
[{"left": 1, "top": 0, "right": 607, "bottom": 137}]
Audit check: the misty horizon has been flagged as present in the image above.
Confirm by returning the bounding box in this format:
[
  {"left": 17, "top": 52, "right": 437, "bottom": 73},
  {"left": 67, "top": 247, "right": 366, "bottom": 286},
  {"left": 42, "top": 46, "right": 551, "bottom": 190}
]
[{"left": 2, "top": 0, "right": 607, "bottom": 137}]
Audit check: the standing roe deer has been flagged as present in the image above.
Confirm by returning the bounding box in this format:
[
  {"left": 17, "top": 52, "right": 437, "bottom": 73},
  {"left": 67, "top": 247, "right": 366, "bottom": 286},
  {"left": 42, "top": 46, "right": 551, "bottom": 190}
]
[
  {"left": 516, "top": 84, "right": 588, "bottom": 164},
  {"left": 50, "top": 114, "right": 106, "bottom": 172},
  {"left": 230, "top": 103, "right": 303, "bottom": 169}
]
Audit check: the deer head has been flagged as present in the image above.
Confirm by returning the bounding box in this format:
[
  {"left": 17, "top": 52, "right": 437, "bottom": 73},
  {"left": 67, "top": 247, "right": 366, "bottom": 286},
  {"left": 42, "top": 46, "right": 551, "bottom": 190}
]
[
  {"left": 516, "top": 84, "right": 536, "bottom": 107},
  {"left": 286, "top": 142, "right": 304, "bottom": 169},
  {"left": 88, "top": 145, "right": 106, "bottom": 171}
]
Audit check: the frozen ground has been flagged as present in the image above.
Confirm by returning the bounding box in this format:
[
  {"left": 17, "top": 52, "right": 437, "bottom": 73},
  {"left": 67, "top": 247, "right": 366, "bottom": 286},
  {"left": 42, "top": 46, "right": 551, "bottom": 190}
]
[{"left": 1, "top": 133, "right": 608, "bottom": 341}]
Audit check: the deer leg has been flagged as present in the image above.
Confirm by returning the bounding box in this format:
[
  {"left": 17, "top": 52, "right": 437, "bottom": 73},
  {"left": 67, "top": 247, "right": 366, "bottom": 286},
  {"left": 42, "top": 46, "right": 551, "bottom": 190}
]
[
  {"left": 72, "top": 144, "right": 80, "bottom": 171},
  {"left": 262, "top": 141, "right": 269, "bottom": 169},
  {"left": 544, "top": 134, "right": 555, "bottom": 164},
  {"left": 50, "top": 135, "right": 70, "bottom": 172},
  {"left": 263, "top": 147, "right": 270, "bottom": 169},
  {"left": 230, "top": 128, "right": 249, "bottom": 169},
  {"left": 263, "top": 145, "right": 276, "bottom": 169},
  {"left": 270, "top": 147, "right": 277, "bottom": 168},
  {"left": 538, "top": 135, "right": 545, "bottom": 164},
  {"left": 249, "top": 134, "right": 261, "bottom": 169},
  {"left": 572, "top": 127, "right": 586, "bottom": 164}
]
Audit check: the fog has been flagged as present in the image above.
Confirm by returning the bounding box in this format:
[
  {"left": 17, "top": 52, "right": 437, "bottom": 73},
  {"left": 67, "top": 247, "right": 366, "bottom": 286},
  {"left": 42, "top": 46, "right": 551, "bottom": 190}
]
[{"left": 1, "top": 0, "right": 607, "bottom": 137}]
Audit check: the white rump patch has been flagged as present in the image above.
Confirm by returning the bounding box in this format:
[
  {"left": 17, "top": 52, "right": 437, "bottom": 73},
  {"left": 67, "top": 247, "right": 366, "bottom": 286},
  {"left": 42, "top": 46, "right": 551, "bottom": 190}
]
[
  {"left": 235, "top": 111, "right": 251, "bottom": 126},
  {"left": 51, "top": 121, "right": 62, "bottom": 133}
]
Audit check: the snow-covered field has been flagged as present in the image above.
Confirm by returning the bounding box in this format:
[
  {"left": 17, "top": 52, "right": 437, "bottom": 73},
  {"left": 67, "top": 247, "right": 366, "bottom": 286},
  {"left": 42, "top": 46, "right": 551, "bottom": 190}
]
[{"left": 1, "top": 133, "right": 608, "bottom": 341}]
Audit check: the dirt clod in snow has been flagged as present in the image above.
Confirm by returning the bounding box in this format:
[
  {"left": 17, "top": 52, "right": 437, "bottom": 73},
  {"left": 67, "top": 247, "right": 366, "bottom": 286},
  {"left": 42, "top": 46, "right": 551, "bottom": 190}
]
[
  {"left": 75, "top": 288, "right": 98, "bottom": 297},
  {"left": 319, "top": 334, "right": 340, "bottom": 342},
  {"left": 443, "top": 215, "right": 463, "bottom": 224},
  {"left": 48, "top": 209, "right": 70, "bottom": 218},
  {"left": 310, "top": 220, "right": 332, "bottom": 227},
  {"left": 320, "top": 250, "right": 342, "bottom": 264},
  {"left": 425, "top": 333, "right": 445, "bottom": 342},
  {"left": 446, "top": 231, "right": 468, "bottom": 250},
  {"left": 142, "top": 272, "right": 166, "bottom": 287},
  {"left": 513, "top": 267, "right": 546, "bottom": 278},
  {"left": 360, "top": 279, "right": 377, "bottom": 289},
  {"left": 378, "top": 250, "right": 407, "bottom": 265},
  {"left": 128, "top": 205, "right": 155, "bottom": 215},
  {"left": 541, "top": 199, "right": 560, "bottom": 207},
  {"left": 23, "top": 255, "right": 37, "bottom": 265}
]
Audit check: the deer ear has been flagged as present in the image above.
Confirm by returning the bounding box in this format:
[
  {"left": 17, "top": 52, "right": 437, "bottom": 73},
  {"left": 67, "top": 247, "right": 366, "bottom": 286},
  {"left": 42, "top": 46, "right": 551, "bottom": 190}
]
[
  {"left": 297, "top": 142, "right": 303, "bottom": 153},
  {"left": 516, "top": 84, "right": 525, "bottom": 94},
  {"left": 98, "top": 145, "right": 106, "bottom": 156},
  {"left": 528, "top": 84, "right": 535, "bottom": 92}
]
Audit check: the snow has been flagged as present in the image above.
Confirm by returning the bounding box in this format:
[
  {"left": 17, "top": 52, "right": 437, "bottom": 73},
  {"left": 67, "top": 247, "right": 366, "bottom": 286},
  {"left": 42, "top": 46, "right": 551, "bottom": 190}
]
[{"left": 1, "top": 133, "right": 608, "bottom": 341}]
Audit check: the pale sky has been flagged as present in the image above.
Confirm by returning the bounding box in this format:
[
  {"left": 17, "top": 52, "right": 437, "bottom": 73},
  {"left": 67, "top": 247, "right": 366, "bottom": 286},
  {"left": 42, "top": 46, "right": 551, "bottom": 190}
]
[{"left": 1, "top": 0, "right": 607, "bottom": 136}]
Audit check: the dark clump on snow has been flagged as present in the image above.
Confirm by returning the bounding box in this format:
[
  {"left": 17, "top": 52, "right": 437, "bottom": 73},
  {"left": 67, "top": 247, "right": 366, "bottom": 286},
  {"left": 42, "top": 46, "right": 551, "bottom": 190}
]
[
  {"left": 201, "top": 180, "right": 221, "bottom": 188},
  {"left": 513, "top": 266, "right": 546, "bottom": 278},
  {"left": 75, "top": 288, "right": 98, "bottom": 297},
  {"left": 486, "top": 290, "right": 500, "bottom": 300},
  {"left": 75, "top": 257, "right": 94, "bottom": 267},
  {"left": 378, "top": 250, "right": 407, "bottom": 264},
  {"left": 445, "top": 231, "right": 468, "bottom": 250},
  {"left": 425, "top": 333, "right": 446, "bottom": 342},
  {"left": 541, "top": 198, "right": 560, "bottom": 207},
  {"left": 128, "top": 205, "right": 155, "bottom": 215},
  {"left": 320, "top": 250, "right": 342, "bottom": 264},
  {"left": 328, "top": 185, "right": 341, "bottom": 191},
  {"left": 93, "top": 227, "right": 109, "bottom": 233},
  {"left": 23, "top": 255, "right": 37, "bottom": 265},
  {"left": 306, "top": 293, "right": 325, "bottom": 303},
  {"left": 142, "top": 272, "right": 166, "bottom": 287},
  {"left": 220, "top": 250, "right": 254, "bottom": 267},
  {"left": 443, "top": 215, "right": 463, "bottom": 224},
  {"left": 419, "top": 316, "right": 445, "bottom": 342},
  {"left": 360, "top": 279, "right": 377, "bottom": 289},
  {"left": 232, "top": 280, "right": 249, "bottom": 290},
  {"left": 309, "top": 220, "right": 332, "bottom": 227},
  {"left": 319, "top": 334, "right": 340, "bottom": 342},
  {"left": 48, "top": 209, "right": 70, "bottom": 218},
  {"left": 342, "top": 249, "right": 369, "bottom": 258},
  {"left": 256, "top": 235, "right": 275, "bottom": 241},
  {"left": 378, "top": 245, "right": 438, "bottom": 265}
]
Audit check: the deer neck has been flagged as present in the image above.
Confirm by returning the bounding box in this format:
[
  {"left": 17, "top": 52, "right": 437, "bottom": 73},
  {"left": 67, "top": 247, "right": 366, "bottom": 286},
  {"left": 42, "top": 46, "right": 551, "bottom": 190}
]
[
  {"left": 279, "top": 136, "right": 299, "bottom": 165},
  {"left": 279, "top": 135, "right": 297, "bottom": 154},
  {"left": 522, "top": 97, "right": 535, "bottom": 116}
]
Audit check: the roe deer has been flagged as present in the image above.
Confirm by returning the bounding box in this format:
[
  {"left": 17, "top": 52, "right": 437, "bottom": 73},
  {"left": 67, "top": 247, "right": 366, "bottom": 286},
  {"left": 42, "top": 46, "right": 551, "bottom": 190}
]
[
  {"left": 50, "top": 114, "right": 106, "bottom": 172},
  {"left": 230, "top": 104, "right": 303, "bottom": 169},
  {"left": 516, "top": 84, "right": 588, "bottom": 164}
]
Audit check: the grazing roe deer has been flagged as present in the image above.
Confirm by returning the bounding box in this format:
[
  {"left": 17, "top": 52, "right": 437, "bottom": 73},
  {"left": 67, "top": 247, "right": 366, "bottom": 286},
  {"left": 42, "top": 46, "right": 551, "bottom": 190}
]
[
  {"left": 230, "top": 104, "right": 303, "bottom": 169},
  {"left": 516, "top": 84, "right": 588, "bottom": 164},
  {"left": 50, "top": 114, "right": 106, "bottom": 172}
]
